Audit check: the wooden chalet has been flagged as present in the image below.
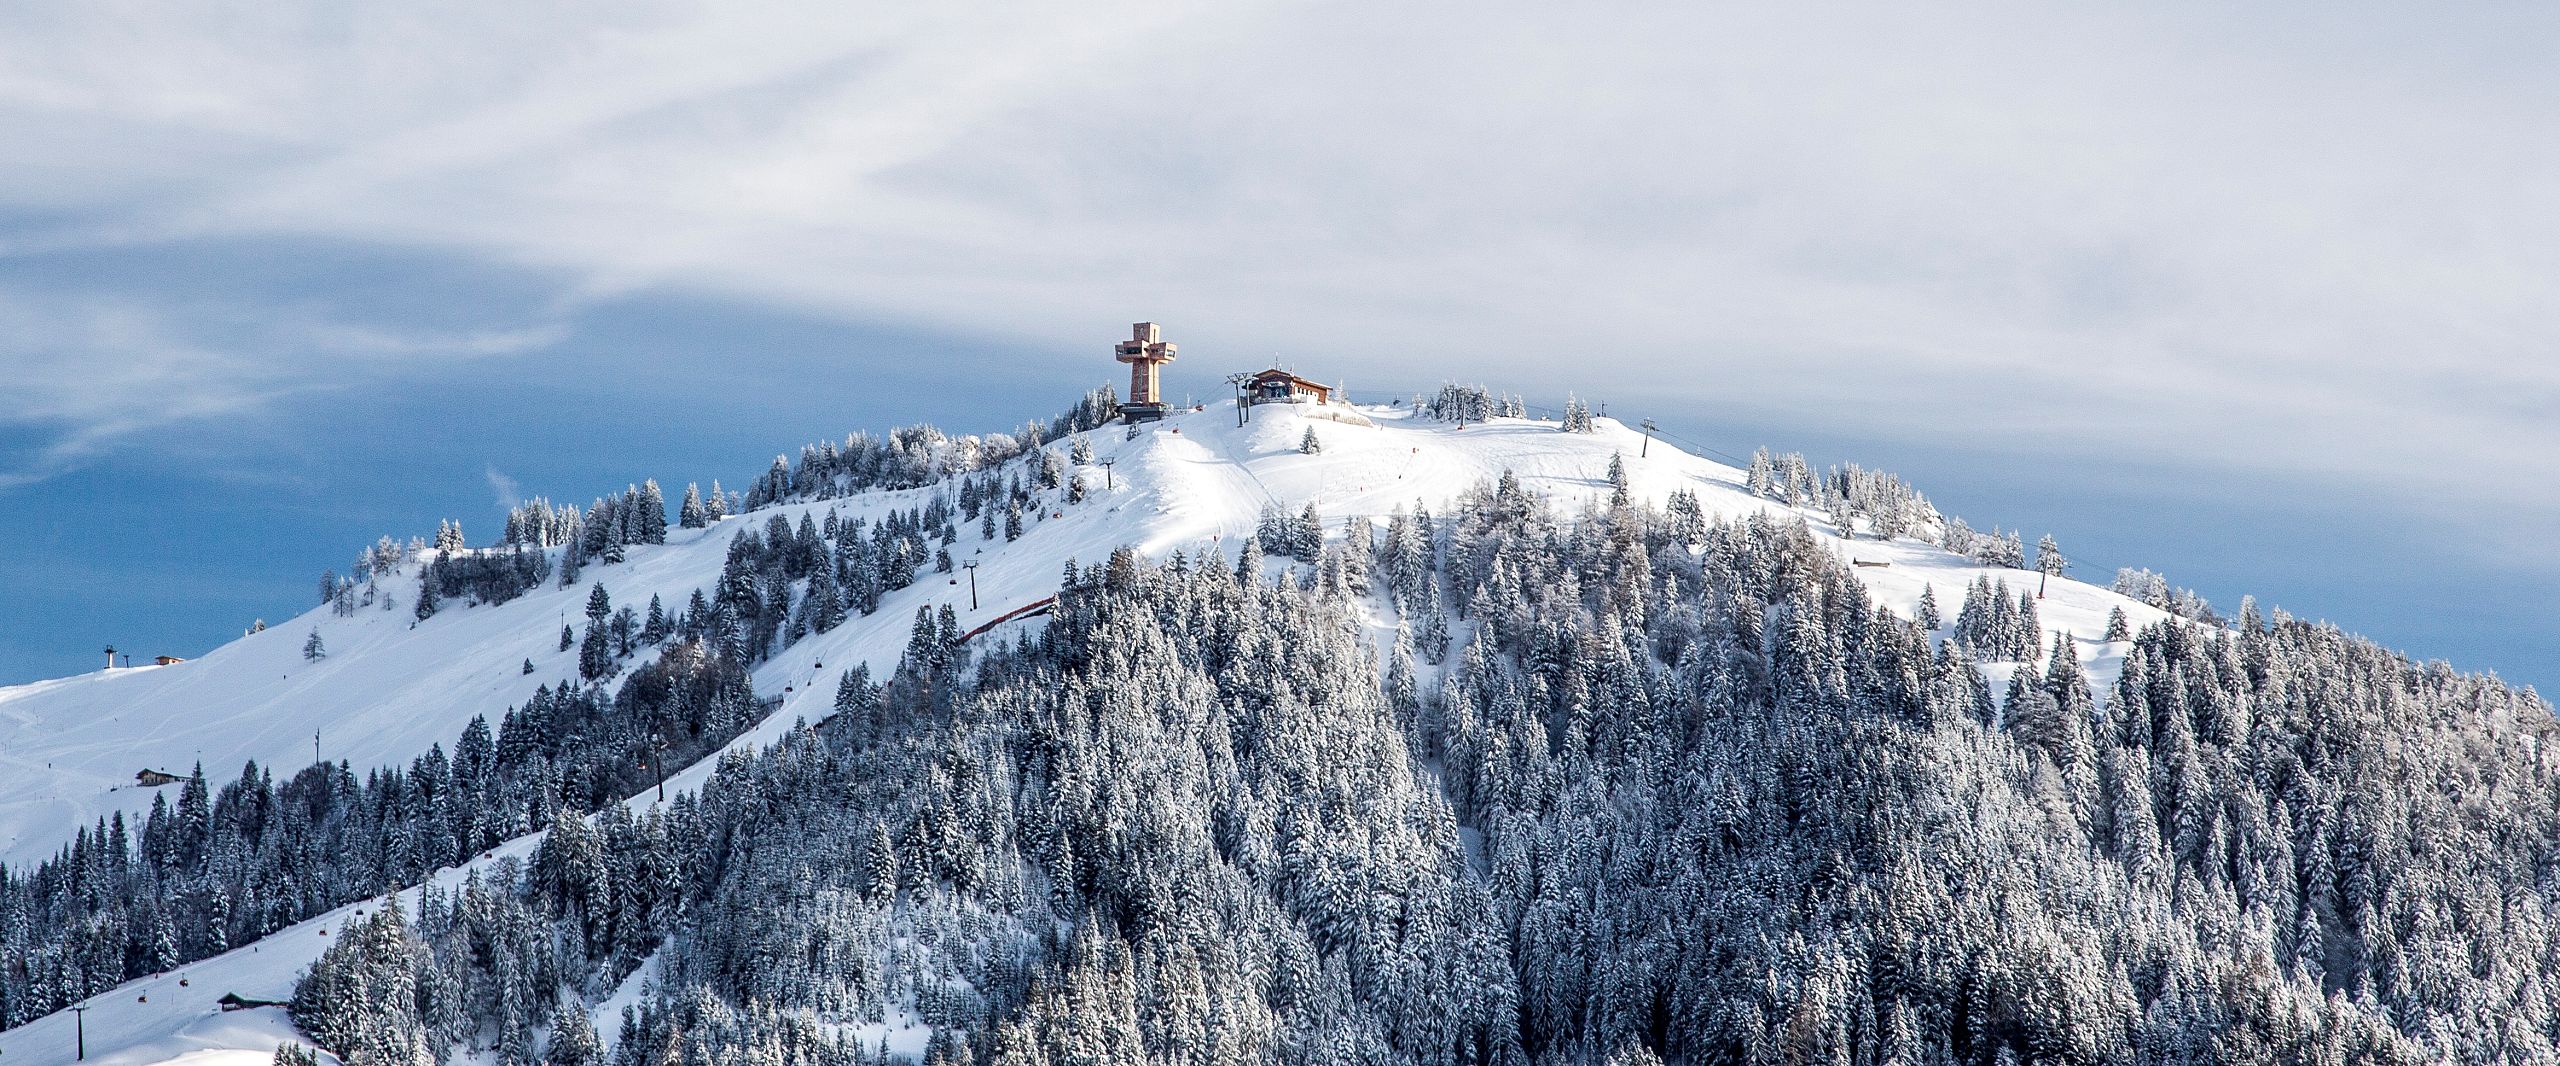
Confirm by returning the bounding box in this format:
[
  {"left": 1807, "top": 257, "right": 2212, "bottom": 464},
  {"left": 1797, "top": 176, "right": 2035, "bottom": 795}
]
[
  {"left": 1244, "top": 368, "right": 1333, "bottom": 407},
  {"left": 136, "top": 768, "right": 181, "bottom": 787}
]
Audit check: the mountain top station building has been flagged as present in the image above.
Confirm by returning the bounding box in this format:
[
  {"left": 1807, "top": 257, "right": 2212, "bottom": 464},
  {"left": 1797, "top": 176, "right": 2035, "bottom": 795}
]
[{"left": 1243, "top": 367, "right": 1333, "bottom": 407}]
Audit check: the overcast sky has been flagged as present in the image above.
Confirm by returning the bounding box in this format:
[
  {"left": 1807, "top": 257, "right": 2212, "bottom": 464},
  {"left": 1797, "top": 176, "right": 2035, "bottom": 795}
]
[{"left": 2, "top": 2, "right": 2555, "bottom": 689}]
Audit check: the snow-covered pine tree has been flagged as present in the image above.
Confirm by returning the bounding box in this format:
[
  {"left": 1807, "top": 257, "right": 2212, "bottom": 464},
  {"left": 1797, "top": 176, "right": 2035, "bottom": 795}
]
[
  {"left": 1829, "top": 498, "right": 1857, "bottom": 539},
  {"left": 543, "top": 995, "right": 600, "bottom": 1066},
  {"left": 643, "top": 594, "right": 669, "bottom": 644},
  {"left": 2013, "top": 589, "right": 2044, "bottom": 659},
  {"left": 290, "top": 900, "right": 431, "bottom": 1066},
  {"left": 637, "top": 480, "right": 668, "bottom": 544},
  {"left": 833, "top": 663, "right": 877, "bottom": 721},
  {"left": 578, "top": 623, "right": 612, "bottom": 681},
  {"left": 679, "top": 482, "right": 705, "bottom": 529},
  {"left": 1292, "top": 501, "right": 1324, "bottom": 562},
  {"left": 1559, "top": 394, "right": 1596, "bottom": 432},
  {"left": 1233, "top": 534, "right": 1265, "bottom": 583},
  {"left": 1255, "top": 503, "right": 1288, "bottom": 550},
  {"left": 2035, "top": 533, "right": 2066, "bottom": 596},
  {"left": 1747, "top": 448, "right": 1778, "bottom": 499},
  {"left": 1418, "top": 595, "right": 1451, "bottom": 663},
  {"left": 610, "top": 606, "right": 639, "bottom": 657}
]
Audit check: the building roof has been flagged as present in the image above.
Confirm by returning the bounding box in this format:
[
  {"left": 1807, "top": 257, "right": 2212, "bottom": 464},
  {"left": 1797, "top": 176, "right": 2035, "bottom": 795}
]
[{"left": 1247, "top": 367, "right": 1325, "bottom": 387}]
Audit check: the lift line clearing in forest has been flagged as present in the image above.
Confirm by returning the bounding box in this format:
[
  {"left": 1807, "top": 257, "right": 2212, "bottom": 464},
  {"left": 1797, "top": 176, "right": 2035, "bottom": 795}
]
[{"left": 958, "top": 597, "right": 1059, "bottom": 644}]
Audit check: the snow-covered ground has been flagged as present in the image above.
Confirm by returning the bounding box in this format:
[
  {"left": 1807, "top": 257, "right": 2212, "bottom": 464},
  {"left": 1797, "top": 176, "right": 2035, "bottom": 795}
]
[{"left": 0, "top": 399, "right": 2178, "bottom": 1064}]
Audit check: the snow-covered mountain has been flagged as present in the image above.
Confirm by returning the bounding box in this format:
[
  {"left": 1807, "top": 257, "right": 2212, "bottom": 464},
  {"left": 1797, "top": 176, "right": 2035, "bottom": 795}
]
[
  {"left": 11, "top": 391, "right": 2541, "bottom": 1066},
  {"left": 0, "top": 401, "right": 2161, "bottom": 876}
]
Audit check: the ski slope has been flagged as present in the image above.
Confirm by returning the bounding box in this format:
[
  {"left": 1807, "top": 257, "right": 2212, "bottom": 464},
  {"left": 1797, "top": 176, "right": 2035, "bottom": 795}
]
[{"left": 0, "top": 398, "right": 2180, "bottom": 1064}]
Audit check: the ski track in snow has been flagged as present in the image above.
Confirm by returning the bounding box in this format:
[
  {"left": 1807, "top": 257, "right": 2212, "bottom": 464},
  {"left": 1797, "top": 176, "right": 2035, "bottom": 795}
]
[{"left": 0, "top": 402, "right": 2179, "bottom": 1064}]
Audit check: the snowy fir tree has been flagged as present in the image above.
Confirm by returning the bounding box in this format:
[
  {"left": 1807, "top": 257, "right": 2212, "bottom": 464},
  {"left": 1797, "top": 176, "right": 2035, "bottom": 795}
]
[
  {"left": 1559, "top": 394, "right": 1598, "bottom": 432},
  {"left": 679, "top": 482, "right": 707, "bottom": 529}
]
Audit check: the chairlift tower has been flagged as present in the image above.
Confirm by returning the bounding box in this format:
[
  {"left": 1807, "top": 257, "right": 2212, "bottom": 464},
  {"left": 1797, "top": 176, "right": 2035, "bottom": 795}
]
[{"left": 1227, "top": 372, "right": 1255, "bottom": 426}]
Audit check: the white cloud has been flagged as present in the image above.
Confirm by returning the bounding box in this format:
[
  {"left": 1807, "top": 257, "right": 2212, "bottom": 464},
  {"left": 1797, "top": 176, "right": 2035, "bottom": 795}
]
[
  {"left": 0, "top": 290, "right": 558, "bottom": 487},
  {"left": 484, "top": 465, "right": 522, "bottom": 511},
  {"left": 0, "top": 1, "right": 2554, "bottom": 522},
  {"left": 0, "top": 293, "right": 296, "bottom": 487}
]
